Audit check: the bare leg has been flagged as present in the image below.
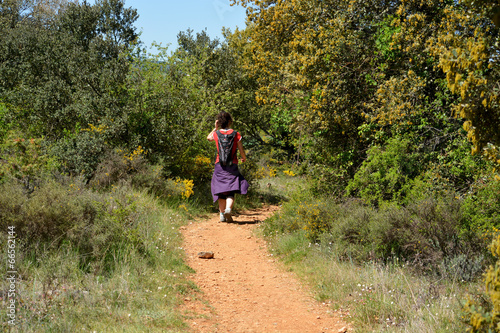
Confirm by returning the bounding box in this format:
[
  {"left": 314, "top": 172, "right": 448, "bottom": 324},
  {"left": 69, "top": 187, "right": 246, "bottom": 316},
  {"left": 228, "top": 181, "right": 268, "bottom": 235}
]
[
  {"left": 218, "top": 198, "right": 226, "bottom": 213},
  {"left": 226, "top": 197, "right": 234, "bottom": 211},
  {"left": 224, "top": 196, "right": 235, "bottom": 222}
]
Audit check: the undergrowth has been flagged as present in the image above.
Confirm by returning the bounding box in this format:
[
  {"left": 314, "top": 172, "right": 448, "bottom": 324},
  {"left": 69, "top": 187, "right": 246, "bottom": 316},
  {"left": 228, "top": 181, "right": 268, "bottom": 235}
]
[
  {"left": 0, "top": 176, "right": 196, "bottom": 332},
  {"left": 255, "top": 174, "right": 497, "bottom": 332}
]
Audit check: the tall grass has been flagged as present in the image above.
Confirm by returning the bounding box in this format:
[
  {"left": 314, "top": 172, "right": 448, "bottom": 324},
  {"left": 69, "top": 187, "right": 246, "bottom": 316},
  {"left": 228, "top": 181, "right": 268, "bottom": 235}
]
[
  {"left": 0, "top": 177, "right": 195, "bottom": 332},
  {"left": 255, "top": 174, "right": 490, "bottom": 332},
  {"left": 264, "top": 230, "right": 476, "bottom": 332}
]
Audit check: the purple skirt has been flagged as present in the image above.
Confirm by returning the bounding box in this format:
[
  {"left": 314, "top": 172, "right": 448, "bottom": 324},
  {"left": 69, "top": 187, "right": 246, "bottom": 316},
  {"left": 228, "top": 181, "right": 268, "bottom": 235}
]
[{"left": 211, "top": 163, "right": 249, "bottom": 202}]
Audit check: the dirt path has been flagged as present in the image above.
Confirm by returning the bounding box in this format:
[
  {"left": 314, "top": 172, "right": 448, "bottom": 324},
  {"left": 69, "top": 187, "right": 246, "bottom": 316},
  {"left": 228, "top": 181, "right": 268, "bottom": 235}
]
[{"left": 180, "top": 206, "right": 347, "bottom": 333}]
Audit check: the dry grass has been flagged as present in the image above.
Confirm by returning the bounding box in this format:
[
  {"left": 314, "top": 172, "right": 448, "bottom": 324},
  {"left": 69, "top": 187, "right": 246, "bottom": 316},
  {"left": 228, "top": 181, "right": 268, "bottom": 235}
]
[
  {"left": 0, "top": 180, "right": 195, "bottom": 332},
  {"left": 255, "top": 176, "right": 485, "bottom": 332}
]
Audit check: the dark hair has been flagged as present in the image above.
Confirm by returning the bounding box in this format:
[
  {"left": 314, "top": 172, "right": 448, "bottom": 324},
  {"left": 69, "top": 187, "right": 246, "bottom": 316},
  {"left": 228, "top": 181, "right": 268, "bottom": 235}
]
[{"left": 216, "top": 111, "right": 233, "bottom": 129}]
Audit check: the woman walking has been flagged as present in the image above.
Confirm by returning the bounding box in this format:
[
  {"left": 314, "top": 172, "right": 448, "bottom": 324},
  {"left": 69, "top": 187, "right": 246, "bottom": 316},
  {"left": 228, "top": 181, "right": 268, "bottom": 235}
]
[{"left": 207, "top": 111, "right": 249, "bottom": 222}]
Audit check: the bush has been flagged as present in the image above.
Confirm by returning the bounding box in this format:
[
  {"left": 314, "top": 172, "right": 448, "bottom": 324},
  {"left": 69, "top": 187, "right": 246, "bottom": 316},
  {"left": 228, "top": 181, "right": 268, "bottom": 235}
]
[
  {"left": 0, "top": 102, "right": 11, "bottom": 141},
  {"left": 308, "top": 163, "right": 352, "bottom": 197},
  {"left": 462, "top": 177, "right": 500, "bottom": 232},
  {"left": 0, "top": 176, "right": 147, "bottom": 274},
  {"left": 88, "top": 148, "right": 198, "bottom": 207},
  {"left": 51, "top": 130, "right": 108, "bottom": 180},
  {"left": 90, "top": 147, "right": 149, "bottom": 189},
  {"left": 180, "top": 155, "right": 214, "bottom": 185},
  {"left": 345, "top": 137, "right": 420, "bottom": 206},
  {"left": 464, "top": 232, "right": 500, "bottom": 331},
  {"left": 261, "top": 187, "right": 333, "bottom": 239},
  {"left": 0, "top": 132, "right": 59, "bottom": 186},
  {"left": 0, "top": 175, "right": 195, "bottom": 332},
  {"left": 263, "top": 191, "right": 487, "bottom": 277}
]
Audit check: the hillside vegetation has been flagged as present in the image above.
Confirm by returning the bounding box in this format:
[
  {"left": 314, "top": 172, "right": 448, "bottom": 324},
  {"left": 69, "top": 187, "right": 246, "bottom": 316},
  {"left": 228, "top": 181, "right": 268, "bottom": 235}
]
[{"left": 1, "top": 0, "right": 500, "bottom": 331}]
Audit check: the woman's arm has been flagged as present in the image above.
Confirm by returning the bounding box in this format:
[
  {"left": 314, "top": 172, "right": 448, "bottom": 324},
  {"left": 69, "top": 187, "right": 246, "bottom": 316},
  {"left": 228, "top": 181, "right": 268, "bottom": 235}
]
[
  {"left": 237, "top": 140, "right": 246, "bottom": 163},
  {"left": 207, "top": 120, "right": 219, "bottom": 141},
  {"left": 207, "top": 128, "right": 216, "bottom": 141}
]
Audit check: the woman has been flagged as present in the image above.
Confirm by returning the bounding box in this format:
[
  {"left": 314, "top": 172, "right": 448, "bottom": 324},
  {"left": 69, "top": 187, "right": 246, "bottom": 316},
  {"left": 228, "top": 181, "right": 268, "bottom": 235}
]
[{"left": 207, "top": 111, "right": 249, "bottom": 222}]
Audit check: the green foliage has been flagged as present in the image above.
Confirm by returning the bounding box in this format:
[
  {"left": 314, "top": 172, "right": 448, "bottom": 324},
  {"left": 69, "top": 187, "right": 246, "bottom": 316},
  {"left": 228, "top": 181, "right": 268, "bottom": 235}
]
[
  {"left": 374, "top": 15, "right": 401, "bottom": 62},
  {"left": 125, "top": 39, "right": 212, "bottom": 177},
  {"left": 462, "top": 178, "right": 500, "bottom": 232},
  {"left": 264, "top": 197, "right": 335, "bottom": 242},
  {"left": 0, "top": 176, "right": 148, "bottom": 275},
  {"left": 0, "top": 0, "right": 138, "bottom": 139},
  {"left": 0, "top": 0, "right": 499, "bottom": 329},
  {"left": 264, "top": 188, "right": 486, "bottom": 278},
  {"left": 0, "top": 101, "right": 10, "bottom": 140},
  {"left": 0, "top": 0, "right": 143, "bottom": 180},
  {"left": 346, "top": 138, "right": 420, "bottom": 205},
  {"left": 464, "top": 232, "right": 500, "bottom": 332},
  {"left": 0, "top": 178, "right": 194, "bottom": 332},
  {"left": 0, "top": 132, "right": 60, "bottom": 186},
  {"left": 89, "top": 147, "right": 148, "bottom": 189},
  {"left": 50, "top": 129, "right": 108, "bottom": 180},
  {"left": 434, "top": 135, "right": 491, "bottom": 193},
  {"left": 428, "top": 0, "right": 500, "bottom": 164},
  {"left": 265, "top": 221, "right": 473, "bottom": 332}
]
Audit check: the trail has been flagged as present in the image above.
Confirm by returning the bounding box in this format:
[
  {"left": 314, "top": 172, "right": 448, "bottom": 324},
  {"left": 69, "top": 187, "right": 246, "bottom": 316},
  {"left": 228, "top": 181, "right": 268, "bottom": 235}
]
[{"left": 180, "top": 206, "right": 347, "bottom": 333}]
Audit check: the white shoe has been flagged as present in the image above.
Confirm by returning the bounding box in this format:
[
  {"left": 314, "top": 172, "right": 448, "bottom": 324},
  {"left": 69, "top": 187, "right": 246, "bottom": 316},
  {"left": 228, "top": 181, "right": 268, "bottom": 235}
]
[{"left": 224, "top": 208, "right": 233, "bottom": 223}]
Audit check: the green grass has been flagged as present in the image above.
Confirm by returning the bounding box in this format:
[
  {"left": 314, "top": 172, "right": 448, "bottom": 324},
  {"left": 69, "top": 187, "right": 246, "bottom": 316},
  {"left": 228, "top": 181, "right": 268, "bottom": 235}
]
[
  {"left": 0, "top": 167, "right": 295, "bottom": 332},
  {"left": 0, "top": 171, "right": 489, "bottom": 332},
  {"left": 254, "top": 174, "right": 485, "bottom": 332},
  {"left": 264, "top": 231, "right": 475, "bottom": 332},
  {"left": 0, "top": 182, "right": 196, "bottom": 332}
]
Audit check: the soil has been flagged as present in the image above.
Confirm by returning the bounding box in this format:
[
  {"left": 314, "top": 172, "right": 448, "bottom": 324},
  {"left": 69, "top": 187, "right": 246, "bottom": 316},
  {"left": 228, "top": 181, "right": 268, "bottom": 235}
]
[{"left": 181, "top": 205, "right": 348, "bottom": 333}]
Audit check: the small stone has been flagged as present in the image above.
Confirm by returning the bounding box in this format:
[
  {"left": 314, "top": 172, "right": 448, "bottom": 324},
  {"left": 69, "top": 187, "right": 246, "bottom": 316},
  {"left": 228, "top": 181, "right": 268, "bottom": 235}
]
[
  {"left": 338, "top": 326, "right": 348, "bottom": 333},
  {"left": 198, "top": 251, "right": 214, "bottom": 259}
]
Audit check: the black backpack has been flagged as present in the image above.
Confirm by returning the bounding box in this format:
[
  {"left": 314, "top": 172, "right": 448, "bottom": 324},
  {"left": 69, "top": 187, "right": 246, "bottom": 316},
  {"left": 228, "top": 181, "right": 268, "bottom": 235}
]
[{"left": 216, "top": 130, "right": 237, "bottom": 166}]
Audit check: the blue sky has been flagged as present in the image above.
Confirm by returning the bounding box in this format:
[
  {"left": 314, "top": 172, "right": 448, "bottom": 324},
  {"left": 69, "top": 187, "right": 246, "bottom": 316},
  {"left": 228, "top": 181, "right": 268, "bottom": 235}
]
[{"left": 124, "top": 0, "right": 248, "bottom": 52}]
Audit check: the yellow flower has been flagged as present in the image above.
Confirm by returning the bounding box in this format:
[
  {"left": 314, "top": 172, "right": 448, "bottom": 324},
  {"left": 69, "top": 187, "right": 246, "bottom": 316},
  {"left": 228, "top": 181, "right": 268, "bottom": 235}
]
[{"left": 175, "top": 178, "right": 194, "bottom": 199}]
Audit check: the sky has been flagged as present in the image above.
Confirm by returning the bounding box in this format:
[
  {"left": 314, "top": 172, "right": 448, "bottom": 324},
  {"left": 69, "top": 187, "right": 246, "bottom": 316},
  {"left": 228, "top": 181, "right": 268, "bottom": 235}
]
[{"left": 123, "top": 0, "right": 248, "bottom": 53}]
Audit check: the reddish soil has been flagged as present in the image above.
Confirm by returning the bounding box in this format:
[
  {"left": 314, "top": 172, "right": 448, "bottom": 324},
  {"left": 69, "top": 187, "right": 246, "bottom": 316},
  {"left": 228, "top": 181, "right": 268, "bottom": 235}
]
[{"left": 181, "top": 206, "right": 347, "bottom": 333}]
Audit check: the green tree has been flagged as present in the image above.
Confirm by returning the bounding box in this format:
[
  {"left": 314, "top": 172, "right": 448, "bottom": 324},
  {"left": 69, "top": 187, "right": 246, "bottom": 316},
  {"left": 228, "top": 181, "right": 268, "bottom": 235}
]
[
  {"left": 429, "top": 0, "right": 500, "bottom": 164},
  {"left": 0, "top": 0, "right": 138, "bottom": 177}
]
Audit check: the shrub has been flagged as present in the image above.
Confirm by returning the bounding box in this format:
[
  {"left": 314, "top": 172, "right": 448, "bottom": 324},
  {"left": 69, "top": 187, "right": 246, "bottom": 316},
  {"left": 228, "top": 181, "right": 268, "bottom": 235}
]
[
  {"left": 51, "top": 130, "right": 108, "bottom": 180},
  {"left": 462, "top": 177, "right": 500, "bottom": 232},
  {"left": 0, "top": 177, "right": 97, "bottom": 246},
  {"left": 0, "top": 177, "right": 147, "bottom": 274},
  {"left": 264, "top": 192, "right": 487, "bottom": 277},
  {"left": 464, "top": 232, "right": 500, "bottom": 331},
  {"left": 89, "top": 148, "right": 197, "bottom": 205},
  {"left": 237, "top": 154, "right": 262, "bottom": 188},
  {"left": 345, "top": 137, "right": 420, "bottom": 206},
  {"left": 90, "top": 148, "right": 148, "bottom": 189},
  {"left": 0, "top": 102, "right": 11, "bottom": 142},
  {"left": 0, "top": 176, "right": 195, "bottom": 332},
  {"left": 0, "top": 132, "right": 59, "bottom": 187},
  {"left": 308, "top": 163, "right": 351, "bottom": 197},
  {"left": 325, "top": 200, "right": 375, "bottom": 261},
  {"left": 261, "top": 184, "right": 325, "bottom": 237},
  {"left": 180, "top": 155, "right": 214, "bottom": 185}
]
